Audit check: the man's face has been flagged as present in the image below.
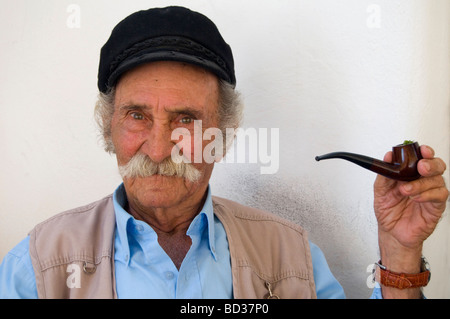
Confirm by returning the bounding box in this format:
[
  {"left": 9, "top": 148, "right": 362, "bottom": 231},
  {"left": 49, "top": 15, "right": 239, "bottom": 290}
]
[{"left": 111, "top": 61, "right": 220, "bottom": 211}]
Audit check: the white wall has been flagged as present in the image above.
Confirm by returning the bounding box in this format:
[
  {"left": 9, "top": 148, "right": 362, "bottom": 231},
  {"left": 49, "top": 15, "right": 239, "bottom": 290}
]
[{"left": 0, "top": 0, "right": 448, "bottom": 298}]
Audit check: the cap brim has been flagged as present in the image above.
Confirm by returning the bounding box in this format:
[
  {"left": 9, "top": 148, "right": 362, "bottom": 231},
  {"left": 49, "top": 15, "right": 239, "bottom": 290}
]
[{"left": 107, "top": 50, "right": 233, "bottom": 90}]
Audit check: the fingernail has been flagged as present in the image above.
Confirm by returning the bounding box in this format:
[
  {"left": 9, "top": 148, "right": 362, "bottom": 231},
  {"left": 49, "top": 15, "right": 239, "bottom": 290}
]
[
  {"left": 422, "top": 162, "right": 430, "bottom": 172},
  {"left": 403, "top": 184, "right": 413, "bottom": 192}
]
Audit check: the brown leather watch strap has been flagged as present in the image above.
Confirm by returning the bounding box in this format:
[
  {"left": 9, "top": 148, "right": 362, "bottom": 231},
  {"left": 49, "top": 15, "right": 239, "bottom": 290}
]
[{"left": 376, "top": 260, "right": 431, "bottom": 289}]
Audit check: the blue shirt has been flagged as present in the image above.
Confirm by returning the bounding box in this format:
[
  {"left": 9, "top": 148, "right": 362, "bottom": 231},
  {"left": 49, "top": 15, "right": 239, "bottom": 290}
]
[{"left": 1, "top": 184, "right": 379, "bottom": 299}]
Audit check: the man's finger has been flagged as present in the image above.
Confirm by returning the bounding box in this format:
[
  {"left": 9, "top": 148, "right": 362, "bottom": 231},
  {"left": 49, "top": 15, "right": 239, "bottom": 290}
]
[
  {"left": 400, "top": 175, "right": 447, "bottom": 198},
  {"left": 419, "top": 145, "right": 435, "bottom": 159},
  {"left": 409, "top": 185, "right": 449, "bottom": 204},
  {"left": 417, "top": 157, "right": 447, "bottom": 177}
]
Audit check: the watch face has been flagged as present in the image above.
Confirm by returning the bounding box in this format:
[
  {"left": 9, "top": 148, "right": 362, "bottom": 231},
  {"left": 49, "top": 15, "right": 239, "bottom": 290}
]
[
  {"left": 422, "top": 257, "right": 430, "bottom": 271},
  {"left": 421, "top": 257, "right": 431, "bottom": 283}
]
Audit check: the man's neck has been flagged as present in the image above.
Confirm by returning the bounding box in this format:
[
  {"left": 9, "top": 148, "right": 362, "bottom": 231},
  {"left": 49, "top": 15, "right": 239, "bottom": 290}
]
[{"left": 122, "top": 183, "right": 209, "bottom": 268}]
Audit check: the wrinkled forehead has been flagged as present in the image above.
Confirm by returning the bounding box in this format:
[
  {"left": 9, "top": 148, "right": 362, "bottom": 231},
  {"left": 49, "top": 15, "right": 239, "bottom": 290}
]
[{"left": 114, "top": 61, "right": 220, "bottom": 117}]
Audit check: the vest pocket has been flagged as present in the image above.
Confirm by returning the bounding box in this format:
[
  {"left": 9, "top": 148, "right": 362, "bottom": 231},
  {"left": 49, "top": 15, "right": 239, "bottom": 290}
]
[{"left": 234, "top": 265, "right": 315, "bottom": 299}]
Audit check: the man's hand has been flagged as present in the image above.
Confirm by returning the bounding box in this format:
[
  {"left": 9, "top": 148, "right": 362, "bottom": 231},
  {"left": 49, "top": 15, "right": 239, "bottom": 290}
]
[{"left": 373, "top": 145, "right": 449, "bottom": 298}]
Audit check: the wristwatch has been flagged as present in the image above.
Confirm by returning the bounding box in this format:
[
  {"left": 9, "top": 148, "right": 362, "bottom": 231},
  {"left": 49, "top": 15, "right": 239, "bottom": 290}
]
[{"left": 374, "top": 257, "right": 431, "bottom": 289}]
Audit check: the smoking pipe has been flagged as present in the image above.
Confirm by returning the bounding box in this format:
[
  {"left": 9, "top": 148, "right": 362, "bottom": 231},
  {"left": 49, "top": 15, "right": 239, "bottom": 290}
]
[{"left": 315, "top": 141, "right": 423, "bottom": 181}]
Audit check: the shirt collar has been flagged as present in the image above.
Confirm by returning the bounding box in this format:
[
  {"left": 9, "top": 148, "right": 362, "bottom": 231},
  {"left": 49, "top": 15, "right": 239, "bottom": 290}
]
[{"left": 112, "top": 183, "right": 218, "bottom": 266}]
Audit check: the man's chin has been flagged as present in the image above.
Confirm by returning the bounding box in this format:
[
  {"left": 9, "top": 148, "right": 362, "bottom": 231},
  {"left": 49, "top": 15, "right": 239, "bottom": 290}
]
[{"left": 122, "top": 174, "right": 205, "bottom": 210}]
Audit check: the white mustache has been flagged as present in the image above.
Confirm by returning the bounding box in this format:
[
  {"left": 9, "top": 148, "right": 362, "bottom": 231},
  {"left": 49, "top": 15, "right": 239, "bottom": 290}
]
[{"left": 118, "top": 153, "right": 202, "bottom": 183}]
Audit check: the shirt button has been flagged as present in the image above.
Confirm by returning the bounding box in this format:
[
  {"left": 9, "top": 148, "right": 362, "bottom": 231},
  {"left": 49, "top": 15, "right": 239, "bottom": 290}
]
[
  {"left": 136, "top": 224, "right": 144, "bottom": 232},
  {"left": 165, "top": 271, "right": 175, "bottom": 280}
]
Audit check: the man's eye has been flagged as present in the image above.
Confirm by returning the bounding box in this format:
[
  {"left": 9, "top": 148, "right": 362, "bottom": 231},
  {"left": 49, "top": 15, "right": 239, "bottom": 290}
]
[
  {"left": 180, "top": 117, "right": 193, "bottom": 124},
  {"left": 130, "top": 112, "right": 144, "bottom": 120}
]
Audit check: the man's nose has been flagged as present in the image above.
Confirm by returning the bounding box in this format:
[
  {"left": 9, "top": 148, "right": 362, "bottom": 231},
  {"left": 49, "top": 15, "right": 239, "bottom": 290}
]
[{"left": 141, "top": 123, "right": 175, "bottom": 163}]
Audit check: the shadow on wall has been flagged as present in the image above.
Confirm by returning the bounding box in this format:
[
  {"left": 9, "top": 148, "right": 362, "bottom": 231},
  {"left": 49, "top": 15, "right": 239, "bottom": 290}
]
[{"left": 210, "top": 165, "right": 378, "bottom": 299}]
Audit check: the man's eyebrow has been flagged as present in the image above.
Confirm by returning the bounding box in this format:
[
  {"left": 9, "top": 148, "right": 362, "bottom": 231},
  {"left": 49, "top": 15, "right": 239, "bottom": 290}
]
[
  {"left": 118, "top": 104, "right": 205, "bottom": 118},
  {"left": 118, "top": 104, "right": 148, "bottom": 112},
  {"left": 164, "top": 106, "right": 204, "bottom": 119}
]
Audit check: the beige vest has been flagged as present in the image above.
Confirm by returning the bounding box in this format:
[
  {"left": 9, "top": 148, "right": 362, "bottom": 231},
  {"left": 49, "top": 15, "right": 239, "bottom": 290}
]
[{"left": 29, "top": 194, "right": 316, "bottom": 299}]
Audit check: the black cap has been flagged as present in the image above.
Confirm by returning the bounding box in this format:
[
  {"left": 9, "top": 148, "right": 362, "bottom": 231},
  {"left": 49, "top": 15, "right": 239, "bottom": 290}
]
[{"left": 98, "top": 6, "right": 236, "bottom": 93}]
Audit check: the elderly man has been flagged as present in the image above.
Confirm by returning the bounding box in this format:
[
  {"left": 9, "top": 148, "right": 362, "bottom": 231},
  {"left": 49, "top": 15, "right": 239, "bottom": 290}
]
[{"left": 0, "top": 6, "right": 448, "bottom": 299}]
